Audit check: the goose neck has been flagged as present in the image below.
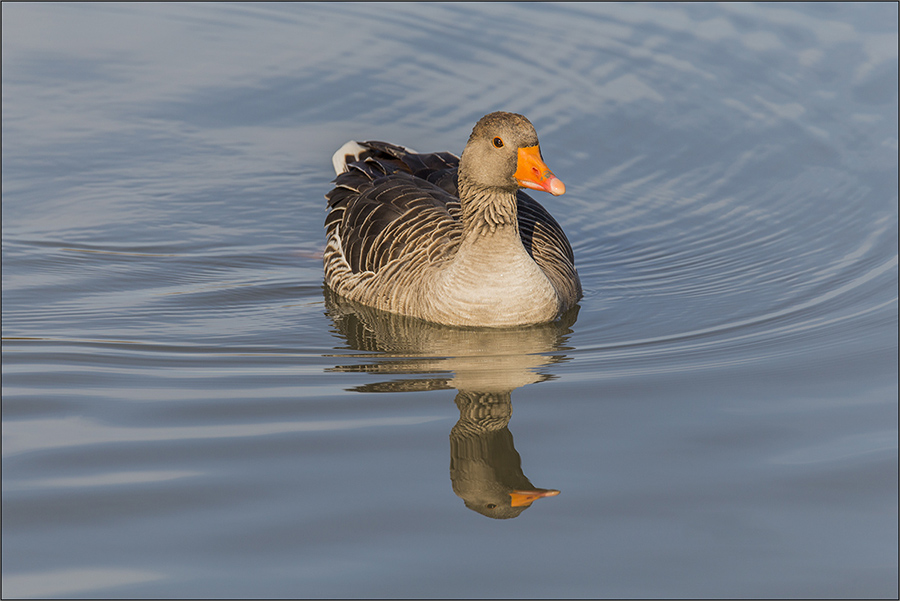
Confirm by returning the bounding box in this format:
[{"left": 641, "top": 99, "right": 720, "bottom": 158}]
[{"left": 458, "top": 176, "right": 520, "bottom": 239}]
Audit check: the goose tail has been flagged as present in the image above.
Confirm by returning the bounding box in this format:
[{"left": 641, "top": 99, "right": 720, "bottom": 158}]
[{"left": 331, "top": 141, "right": 370, "bottom": 175}]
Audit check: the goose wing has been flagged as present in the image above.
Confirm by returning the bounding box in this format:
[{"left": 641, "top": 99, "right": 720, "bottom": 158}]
[
  {"left": 516, "top": 193, "right": 582, "bottom": 304},
  {"left": 325, "top": 142, "right": 462, "bottom": 276}
]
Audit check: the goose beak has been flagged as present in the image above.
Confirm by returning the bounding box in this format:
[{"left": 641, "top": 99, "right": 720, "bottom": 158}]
[
  {"left": 515, "top": 145, "right": 566, "bottom": 196},
  {"left": 509, "top": 487, "right": 561, "bottom": 507}
]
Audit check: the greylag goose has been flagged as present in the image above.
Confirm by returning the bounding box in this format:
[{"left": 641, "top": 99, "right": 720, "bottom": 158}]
[{"left": 324, "top": 111, "right": 581, "bottom": 327}]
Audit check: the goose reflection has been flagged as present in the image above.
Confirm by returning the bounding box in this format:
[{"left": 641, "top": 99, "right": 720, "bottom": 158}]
[{"left": 324, "top": 288, "right": 578, "bottom": 519}]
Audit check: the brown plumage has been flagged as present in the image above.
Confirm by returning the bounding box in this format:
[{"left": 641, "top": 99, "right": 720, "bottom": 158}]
[{"left": 324, "top": 112, "right": 581, "bottom": 327}]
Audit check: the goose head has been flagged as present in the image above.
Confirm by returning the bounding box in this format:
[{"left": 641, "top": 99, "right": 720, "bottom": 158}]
[{"left": 459, "top": 111, "right": 565, "bottom": 196}]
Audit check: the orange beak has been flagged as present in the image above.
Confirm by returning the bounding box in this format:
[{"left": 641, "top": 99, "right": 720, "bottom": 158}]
[
  {"left": 514, "top": 145, "right": 565, "bottom": 196},
  {"left": 509, "top": 487, "right": 561, "bottom": 508}
]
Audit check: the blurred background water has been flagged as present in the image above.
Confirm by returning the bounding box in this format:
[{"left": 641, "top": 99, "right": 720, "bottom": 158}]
[{"left": 2, "top": 2, "right": 897, "bottom": 598}]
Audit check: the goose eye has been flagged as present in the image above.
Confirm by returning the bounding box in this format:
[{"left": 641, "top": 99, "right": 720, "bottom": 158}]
[{"left": 492, "top": 137, "right": 504, "bottom": 148}]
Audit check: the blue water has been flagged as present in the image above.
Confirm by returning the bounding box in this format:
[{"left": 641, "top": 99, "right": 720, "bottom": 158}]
[{"left": 2, "top": 3, "right": 897, "bottom": 598}]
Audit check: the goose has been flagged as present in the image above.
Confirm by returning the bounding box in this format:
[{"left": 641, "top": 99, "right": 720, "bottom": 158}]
[{"left": 324, "top": 111, "right": 581, "bottom": 327}]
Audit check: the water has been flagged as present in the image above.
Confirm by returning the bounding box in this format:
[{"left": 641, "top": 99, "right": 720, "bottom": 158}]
[{"left": 2, "top": 2, "right": 897, "bottom": 598}]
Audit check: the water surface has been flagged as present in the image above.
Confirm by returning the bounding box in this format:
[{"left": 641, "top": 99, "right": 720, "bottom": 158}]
[{"left": 2, "top": 3, "right": 897, "bottom": 598}]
